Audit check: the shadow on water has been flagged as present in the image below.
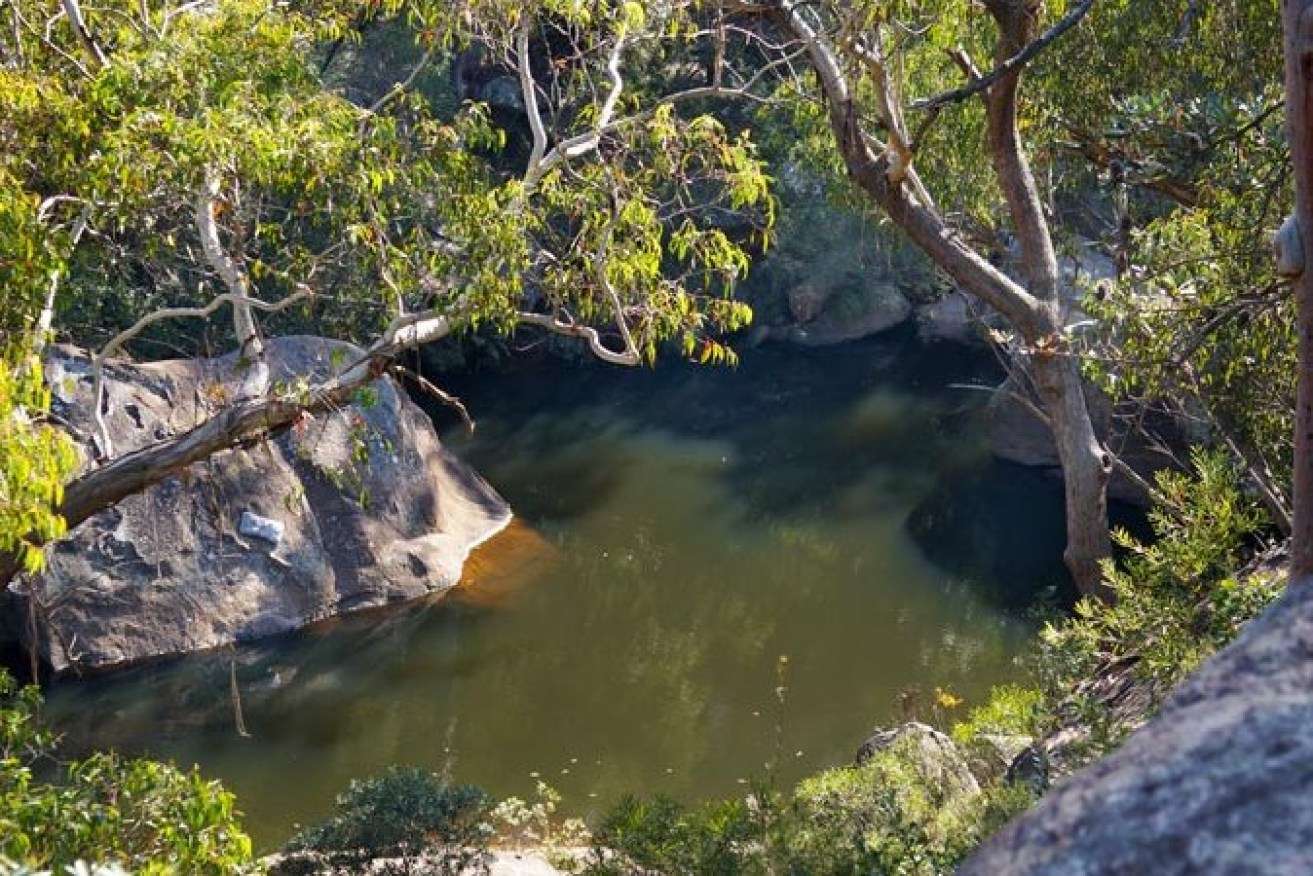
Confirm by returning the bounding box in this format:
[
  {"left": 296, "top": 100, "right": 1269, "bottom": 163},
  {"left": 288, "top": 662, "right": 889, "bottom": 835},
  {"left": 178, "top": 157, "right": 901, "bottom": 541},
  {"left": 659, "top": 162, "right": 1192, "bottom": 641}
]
[{"left": 41, "top": 332, "right": 1065, "bottom": 850}]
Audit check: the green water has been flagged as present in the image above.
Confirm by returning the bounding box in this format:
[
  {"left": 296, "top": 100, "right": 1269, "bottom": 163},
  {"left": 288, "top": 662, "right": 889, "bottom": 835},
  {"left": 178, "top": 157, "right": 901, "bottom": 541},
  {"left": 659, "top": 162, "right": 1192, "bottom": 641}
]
[{"left": 42, "top": 334, "right": 1051, "bottom": 850}]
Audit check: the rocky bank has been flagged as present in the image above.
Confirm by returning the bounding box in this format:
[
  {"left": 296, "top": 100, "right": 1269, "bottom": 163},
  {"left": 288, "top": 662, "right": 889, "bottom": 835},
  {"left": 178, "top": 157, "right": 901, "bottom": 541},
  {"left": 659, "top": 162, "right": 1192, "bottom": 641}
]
[
  {"left": 961, "top": 573, "right": 1313, "bottom": 875},
  {"left": 17, "top": 337, "right": 511, "bottom": 673}
]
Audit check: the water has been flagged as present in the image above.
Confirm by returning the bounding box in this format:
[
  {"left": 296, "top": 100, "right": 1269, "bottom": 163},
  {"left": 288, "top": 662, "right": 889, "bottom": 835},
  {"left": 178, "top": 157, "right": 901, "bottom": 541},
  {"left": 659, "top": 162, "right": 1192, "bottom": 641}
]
[{"left": 42, "top": 333, "right": 1051, "bottom": 850}]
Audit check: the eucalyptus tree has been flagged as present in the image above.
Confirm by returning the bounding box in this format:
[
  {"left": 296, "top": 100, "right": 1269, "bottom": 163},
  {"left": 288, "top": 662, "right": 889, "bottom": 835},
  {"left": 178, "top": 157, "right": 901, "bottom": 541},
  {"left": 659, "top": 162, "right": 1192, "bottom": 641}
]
[
  {"left": 738, "top": 0, "right": 1287, "bottom": 598},
  {"left": 14, "top": 0, "right": 1263, "bottom": 602},
  {"left": 441, "top": 0, "right": 1124, "bottom": 598},
  {"left": 0, "top": 0, "right": 771, "bottom": 585},
  {"left": 726, "top": 0, "right": 1114, "bottom": 597},
  {"left": 1037, "top": 1, "right": 1294, "bottom": 535}
]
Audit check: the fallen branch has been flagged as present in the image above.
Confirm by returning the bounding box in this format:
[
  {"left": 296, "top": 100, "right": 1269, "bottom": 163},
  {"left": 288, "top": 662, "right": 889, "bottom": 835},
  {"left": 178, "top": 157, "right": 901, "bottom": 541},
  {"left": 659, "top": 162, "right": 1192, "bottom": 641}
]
[{"left": 2, "top": 310, "right": 457, "bottom": 588}]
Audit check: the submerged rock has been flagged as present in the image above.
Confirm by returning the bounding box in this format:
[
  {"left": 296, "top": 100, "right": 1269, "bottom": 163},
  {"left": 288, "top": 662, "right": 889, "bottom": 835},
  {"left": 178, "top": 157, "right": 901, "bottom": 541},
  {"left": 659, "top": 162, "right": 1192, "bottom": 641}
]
[
  {"left": 961, "top": 573, "right": 1313, "bottom": 875},
  {"left": 24, "top": 337, "right": 511, "bottom": 673}
]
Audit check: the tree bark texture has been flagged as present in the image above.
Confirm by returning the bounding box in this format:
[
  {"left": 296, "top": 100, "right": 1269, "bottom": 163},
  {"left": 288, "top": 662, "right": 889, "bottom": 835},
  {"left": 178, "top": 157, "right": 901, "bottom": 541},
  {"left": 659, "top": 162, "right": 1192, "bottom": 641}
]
[
  {"left": 983, "top": 0, "right": 1111, "bottom": 598},
  {"left": 1284, "top": 0, "right": 1313, "bottom": 579}
]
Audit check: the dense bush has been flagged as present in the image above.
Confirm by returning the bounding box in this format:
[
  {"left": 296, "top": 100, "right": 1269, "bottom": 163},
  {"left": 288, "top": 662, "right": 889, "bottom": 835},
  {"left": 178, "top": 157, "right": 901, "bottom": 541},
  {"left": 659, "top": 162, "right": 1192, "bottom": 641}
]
[
  {"left": 278, "top": 766, "right": 494, "bottom": 876},
  {"left": 1026, "top": 450, "right": 1282, "bottom": 762},
  {"left": 582, "top": 794, "right": 763, "bottom": 876},
  {"left": 580, "top": 740, "right": 1035, "bottom": 876},
  {"left": 0, "top": 671, "right": 255, "bottom": 875}
]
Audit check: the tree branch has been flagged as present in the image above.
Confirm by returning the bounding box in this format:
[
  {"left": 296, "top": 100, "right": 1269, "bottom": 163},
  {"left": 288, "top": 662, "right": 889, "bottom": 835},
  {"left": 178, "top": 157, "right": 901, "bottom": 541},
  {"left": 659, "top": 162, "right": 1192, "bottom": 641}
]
[
  {"left": 765, "top": 0, "right": 1045, "bottom": 334},
  {"left": 515, "top": 312, "right": 641, "bottom": 365},
  {"left": 89, "top": 286, "right": 313, "bottom": 459},
  {"left": 984, "top": 0, "right": 1061, "bottom": 303},
  {"left": 524, "top": 27, "right": 629, "bottom": 191},
  {"left": 59, "top": 0, "right": 106, "bottom": 68},
  {"left": 518, "top": 17, "right": 551, "bottom": 186},
  {"left": 913, "top": 0, "right": 1097, "bottom": 111}
]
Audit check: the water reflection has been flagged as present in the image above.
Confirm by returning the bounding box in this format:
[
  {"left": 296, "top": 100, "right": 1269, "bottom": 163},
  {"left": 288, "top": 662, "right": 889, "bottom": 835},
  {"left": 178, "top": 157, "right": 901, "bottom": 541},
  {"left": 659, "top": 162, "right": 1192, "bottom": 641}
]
[{"left": 44, "top": 334, "right": 1044, "bottom": 849}]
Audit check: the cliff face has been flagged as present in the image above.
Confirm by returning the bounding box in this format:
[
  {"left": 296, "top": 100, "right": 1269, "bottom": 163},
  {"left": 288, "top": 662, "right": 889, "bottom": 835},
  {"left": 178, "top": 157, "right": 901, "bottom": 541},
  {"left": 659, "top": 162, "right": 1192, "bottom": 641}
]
[
  {"left": 24, "top": 337, "right": 511, "bottom": 673},
  {"left": 960, "top": 574, "right": 1313, "bottom": 875}
]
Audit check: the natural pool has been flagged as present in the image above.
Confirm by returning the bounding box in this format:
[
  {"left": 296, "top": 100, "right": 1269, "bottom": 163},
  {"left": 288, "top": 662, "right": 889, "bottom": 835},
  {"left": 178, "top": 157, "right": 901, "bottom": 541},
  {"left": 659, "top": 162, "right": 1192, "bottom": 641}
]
[{"left": 42, "top": 332, "right": 1060, "bottom": 849}]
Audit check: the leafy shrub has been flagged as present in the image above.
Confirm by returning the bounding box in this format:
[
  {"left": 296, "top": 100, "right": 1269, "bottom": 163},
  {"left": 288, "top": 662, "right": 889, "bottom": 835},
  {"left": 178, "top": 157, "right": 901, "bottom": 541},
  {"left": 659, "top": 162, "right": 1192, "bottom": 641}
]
[
  {"left": 491, "top": 781, "right": 589, "bottom": 866},
  {"left": 789, "top": 734, "right": 1010, "bottom": 876},
  {"left": 581, "top": 794, "right": 762, "bottom": 876},
  {"left": 0, "top": 671, "right": 255, "bottom": 875},
  {"left": 981, "top": 449, "right": 1285, "bottom": 769},
  {"left": 951, "top": 685, "right": 1044, "bottom": 744},
  {"left": 280, "top": 766, "right": 493, "bottom": 875},
  {"left": 1041, "top": 449, "right": 1279, "bottom": 696},
  {"left": 582, "top": 732, "right": 1037, "bottom": 876}
]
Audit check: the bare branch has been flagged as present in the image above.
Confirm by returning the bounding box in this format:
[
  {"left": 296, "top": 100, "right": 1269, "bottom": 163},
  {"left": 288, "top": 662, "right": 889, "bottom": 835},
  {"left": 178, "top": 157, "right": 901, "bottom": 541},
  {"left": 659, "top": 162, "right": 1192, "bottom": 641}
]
[
  {"left": 90, "top": 286, "right": 313, "bottom": 459},
  {"left": 34, "top": 205, "right": 90, "bottom": 359},
  {"left": 368, "top": 42, "right": 437, "bottom": 115},
  {"left": 59, "top": 0, "right": 106, "bottom": 67},
  {"left": 160, "top": 0, "right": 209, "bottom": 35},
  {"left": 515, "top": 312, "right": 641, "bottom": 366},
  {"left": 12, "top": 1, "right": 91, "bottom": 78},
  {"left": 525, "top": 29, "right": 629, "bottom": 190},
  {"left": 392, "top": 365, "right": 474, "bottom": 434},
  {"left": 518, "top": 17, "right": 550, "bottom": 184},
  {"left": 913, "top": 0, "right": 1097, "bottom": 111},
  {"left": 196, "top": 170, "right": 268, "bottom": 400}
]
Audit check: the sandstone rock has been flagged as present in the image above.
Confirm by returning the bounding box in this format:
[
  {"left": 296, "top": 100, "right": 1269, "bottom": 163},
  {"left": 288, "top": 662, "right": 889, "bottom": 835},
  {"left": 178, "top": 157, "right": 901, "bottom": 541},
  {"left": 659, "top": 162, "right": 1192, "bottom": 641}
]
[
  {"left": 735, "top": 196, "right": 925, "bottom": 347},
  {"left": 916, "top": 290, "right": 993, "bottom": 345},
  {"left": 785, "top": 282, "right": 912, "bottom": 347},
  {"left": 963, "top": 733, "right": 1038, "bottom": 786},
  {"left": 26, "top": 337, "right": 512, "bottom": 673},
  {"left": 985, "top": 376, "right": 1182, "bottom": 506},
  {"left": 786, "top": 282, "right": 828, "bottom": 324},
  {"left": 961, "top": 574, "right": 1313, "bottom": 875},
  {"left": 856, "top": 722, "right": 980, "bottom": 799}
]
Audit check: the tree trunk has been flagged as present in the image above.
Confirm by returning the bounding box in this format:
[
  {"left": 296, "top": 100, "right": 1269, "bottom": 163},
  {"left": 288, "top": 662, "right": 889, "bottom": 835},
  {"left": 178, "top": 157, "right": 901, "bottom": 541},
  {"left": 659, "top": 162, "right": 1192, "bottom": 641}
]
[
  {"left": 768, "top": 0, "right": 1112, "bottom": 597},
  {"left": 1033, "top": 343, "right": 1114, "bottom": 600},
  {"left": 1283, "top": 0, "right": 1313, "bottom": 579},
  {"left": 983, "top": 0, "right": 1112, "bottom": 598}
]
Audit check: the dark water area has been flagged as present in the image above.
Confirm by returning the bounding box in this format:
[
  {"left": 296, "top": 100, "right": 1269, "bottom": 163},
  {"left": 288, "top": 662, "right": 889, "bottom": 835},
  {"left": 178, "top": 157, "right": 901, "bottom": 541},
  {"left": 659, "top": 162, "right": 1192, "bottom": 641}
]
[{"left": 41, "top": 332, "right": 1066, "bottom": 850}]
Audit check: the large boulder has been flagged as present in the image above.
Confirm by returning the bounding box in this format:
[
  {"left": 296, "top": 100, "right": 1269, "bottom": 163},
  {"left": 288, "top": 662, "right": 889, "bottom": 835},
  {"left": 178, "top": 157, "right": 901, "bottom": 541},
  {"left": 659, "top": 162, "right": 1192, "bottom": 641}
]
[
  {"left": 735, "top": 197, "right": 926, "bottom": 347},
  {"left": 781, "top": 280, "right": 913, "bottom": 347},
  {"left": 25, "top": 337, "right": 511, "bottom": 673},
  {"left": 985, "top": 376, "right": 1184, "bottom": 506},
  {"left": 960, "top": 574, "right": 1313, "bottom": 875}
]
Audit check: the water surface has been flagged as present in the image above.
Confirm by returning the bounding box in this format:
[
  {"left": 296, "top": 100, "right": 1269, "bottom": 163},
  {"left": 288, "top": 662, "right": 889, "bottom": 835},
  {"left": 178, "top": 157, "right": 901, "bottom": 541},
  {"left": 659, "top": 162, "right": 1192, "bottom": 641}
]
[{"left": 44, "top": 334, "right": 1050, "bottom": 849}]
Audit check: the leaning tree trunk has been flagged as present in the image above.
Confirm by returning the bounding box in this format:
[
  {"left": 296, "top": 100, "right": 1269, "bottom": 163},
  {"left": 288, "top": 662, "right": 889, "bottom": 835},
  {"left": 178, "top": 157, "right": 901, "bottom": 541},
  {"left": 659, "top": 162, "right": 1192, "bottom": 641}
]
[{"left": 1283, "top": 0, "right": 1313, "bottom": 579}]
